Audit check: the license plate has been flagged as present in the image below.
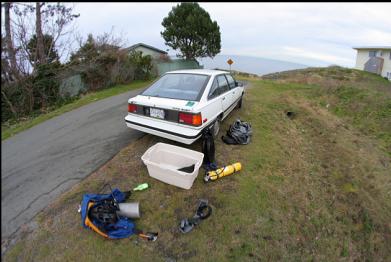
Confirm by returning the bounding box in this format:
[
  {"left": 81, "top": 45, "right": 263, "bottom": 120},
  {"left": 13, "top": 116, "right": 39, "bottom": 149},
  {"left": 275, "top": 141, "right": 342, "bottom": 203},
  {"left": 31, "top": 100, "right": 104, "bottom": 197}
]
[{"left": 150, "top": 108, "right": 165, "bottom": 119}]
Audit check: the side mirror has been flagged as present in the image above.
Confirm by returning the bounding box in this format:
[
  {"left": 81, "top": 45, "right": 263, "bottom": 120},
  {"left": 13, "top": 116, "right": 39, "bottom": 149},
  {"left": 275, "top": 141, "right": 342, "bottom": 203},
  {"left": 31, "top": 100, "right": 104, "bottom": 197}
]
[{"left": 235, "top": 81, "right": 243, "bottom": 87}]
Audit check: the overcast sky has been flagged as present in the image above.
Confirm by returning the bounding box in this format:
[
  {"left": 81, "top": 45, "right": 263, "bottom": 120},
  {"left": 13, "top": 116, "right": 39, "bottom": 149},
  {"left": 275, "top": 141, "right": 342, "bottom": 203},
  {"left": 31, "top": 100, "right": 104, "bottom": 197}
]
[{"left": 69, "top": 3, "right": 391, "bottom": 67}]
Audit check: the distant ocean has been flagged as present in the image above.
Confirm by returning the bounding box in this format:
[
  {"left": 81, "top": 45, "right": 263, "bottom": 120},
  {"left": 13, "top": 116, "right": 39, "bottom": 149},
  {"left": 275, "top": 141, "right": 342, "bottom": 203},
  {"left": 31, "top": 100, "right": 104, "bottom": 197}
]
[{"left": 197, "top": 54, "right": 308, "bottom": 76}]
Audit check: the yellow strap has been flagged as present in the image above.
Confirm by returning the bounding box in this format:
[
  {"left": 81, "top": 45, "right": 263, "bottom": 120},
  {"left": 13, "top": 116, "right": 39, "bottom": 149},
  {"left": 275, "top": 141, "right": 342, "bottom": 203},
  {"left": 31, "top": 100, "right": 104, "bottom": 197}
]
[{"left": 85, "top": 202, "right": 109, "bottom": 238}]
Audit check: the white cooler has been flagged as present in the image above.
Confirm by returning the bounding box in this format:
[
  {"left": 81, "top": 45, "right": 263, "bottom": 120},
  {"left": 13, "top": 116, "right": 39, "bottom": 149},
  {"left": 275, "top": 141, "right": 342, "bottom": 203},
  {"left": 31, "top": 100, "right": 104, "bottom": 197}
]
[{"left": 141, "top": 142, "right": 204, "bottom": 189}]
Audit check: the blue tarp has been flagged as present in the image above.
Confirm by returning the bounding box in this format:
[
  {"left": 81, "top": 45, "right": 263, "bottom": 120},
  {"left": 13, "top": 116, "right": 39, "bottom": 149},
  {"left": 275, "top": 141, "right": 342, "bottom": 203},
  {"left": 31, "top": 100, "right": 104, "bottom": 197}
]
[{"left": 80, "top": 188, "right": 135, "bottom": 239}]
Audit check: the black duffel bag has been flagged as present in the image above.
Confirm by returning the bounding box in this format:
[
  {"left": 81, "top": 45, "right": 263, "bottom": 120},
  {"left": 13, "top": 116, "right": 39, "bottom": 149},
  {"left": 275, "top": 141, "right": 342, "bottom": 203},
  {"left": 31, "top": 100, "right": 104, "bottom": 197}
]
[{"left": 222, "top": 119, "right": 252, "bottom": 145}]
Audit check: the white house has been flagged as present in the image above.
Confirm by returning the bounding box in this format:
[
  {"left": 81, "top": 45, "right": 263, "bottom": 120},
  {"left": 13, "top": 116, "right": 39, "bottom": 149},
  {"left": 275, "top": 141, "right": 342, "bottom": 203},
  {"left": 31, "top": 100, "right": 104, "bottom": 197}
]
[
  {"left": 125, "top": 43, "right": 168, "bottom": 59},
  {"left": 123, "top": 43, "right": 203, "bottom": 76},
  {"left": 353, "top": 46, "right": 391, "bottom": 80}
]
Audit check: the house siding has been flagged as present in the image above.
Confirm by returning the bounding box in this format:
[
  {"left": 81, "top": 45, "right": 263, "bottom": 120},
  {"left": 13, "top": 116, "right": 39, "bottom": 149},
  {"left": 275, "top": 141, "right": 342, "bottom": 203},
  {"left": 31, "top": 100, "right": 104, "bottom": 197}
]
[
  {"left": 355, "top": 49, "right": 391, "bottom": 80},
  {"left": 155, "top": 60, "right": 203, "bottom": 76}
]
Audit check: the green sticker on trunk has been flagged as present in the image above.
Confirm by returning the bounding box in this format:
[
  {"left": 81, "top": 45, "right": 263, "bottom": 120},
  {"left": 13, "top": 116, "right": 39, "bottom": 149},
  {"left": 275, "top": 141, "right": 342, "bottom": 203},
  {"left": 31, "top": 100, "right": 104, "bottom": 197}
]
[{"left": 185, "top": 101, "right": 195, "bottom": 107}]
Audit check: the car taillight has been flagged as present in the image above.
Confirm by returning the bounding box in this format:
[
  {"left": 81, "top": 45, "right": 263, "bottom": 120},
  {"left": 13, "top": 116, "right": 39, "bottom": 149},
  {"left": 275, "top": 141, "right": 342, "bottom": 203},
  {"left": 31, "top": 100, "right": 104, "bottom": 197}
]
[
  {"left": 178, "top": 112, "right": 202, "bottom": 126},
  {"left": 128, "top": 103, "right": 137, "bottom": 113}
]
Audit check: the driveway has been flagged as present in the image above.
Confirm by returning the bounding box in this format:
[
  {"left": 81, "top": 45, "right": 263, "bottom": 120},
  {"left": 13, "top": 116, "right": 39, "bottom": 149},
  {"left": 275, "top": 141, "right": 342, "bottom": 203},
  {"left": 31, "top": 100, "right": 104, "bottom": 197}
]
[{"left": 1, "top": 88, "right": 144, "bottom": 243}]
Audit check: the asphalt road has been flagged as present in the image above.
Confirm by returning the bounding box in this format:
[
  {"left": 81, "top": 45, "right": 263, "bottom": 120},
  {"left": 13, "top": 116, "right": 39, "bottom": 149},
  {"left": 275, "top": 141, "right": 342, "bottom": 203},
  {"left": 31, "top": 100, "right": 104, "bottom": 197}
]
[{"left": 1, "top": 88, "right": 144, "bottom": 242}]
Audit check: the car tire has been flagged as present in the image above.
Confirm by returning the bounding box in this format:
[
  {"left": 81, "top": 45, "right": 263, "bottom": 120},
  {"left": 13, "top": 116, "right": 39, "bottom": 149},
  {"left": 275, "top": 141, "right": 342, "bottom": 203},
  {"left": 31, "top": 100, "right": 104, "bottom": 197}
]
[
  {"left": 212, "top": 118, "right": 221, "bottom": 138},
  {"left": 237, "top": 95, "right": 243, "bottom": 109}
]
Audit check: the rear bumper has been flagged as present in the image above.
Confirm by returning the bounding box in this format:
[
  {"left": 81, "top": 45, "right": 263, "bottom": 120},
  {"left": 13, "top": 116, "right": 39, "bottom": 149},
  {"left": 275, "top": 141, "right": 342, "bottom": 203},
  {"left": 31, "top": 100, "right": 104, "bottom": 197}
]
[{"left": 124, "top": 114, "right": 203, "bottom": 145}]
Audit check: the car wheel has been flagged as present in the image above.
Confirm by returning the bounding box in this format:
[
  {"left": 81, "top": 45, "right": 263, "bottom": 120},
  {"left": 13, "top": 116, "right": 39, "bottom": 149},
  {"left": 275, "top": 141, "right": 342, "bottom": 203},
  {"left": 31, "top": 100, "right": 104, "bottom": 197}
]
[
  {"left": 212, "top": 119, "right": 220, "bottom": 138},
  {"left": 237, "top": 96, "right": 243, "bottom": 109}
]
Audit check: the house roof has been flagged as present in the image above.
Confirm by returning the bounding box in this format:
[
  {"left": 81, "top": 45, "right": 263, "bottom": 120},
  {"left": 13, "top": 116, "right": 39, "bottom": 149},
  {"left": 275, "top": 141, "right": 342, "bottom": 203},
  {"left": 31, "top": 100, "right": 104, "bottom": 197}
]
[
  {"left": 125, "top": 43, "right": 168, "bottom": 54},
  {"left": 353, "top": 46, "right": 391, "bottom": 50}
]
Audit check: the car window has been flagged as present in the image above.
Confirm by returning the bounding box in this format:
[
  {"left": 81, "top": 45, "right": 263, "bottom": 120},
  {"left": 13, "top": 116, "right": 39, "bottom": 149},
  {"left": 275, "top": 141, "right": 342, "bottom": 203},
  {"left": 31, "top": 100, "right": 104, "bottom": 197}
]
[
  {"left": 141, "top": 73, "right": 209, "bottom": 101},
  {"left": 208, "top": 75, "right": 231, "bottom": 100},
  {"left": 225, "top": 74, "right": 236, "bottom": 89},
  {"left": 216, "top": 75, "right": 230, "bottom": 93},
  {"left": 163, "top": 74, "right": 181, "bottom": 87},
  {"left": 208, "top": 77, "right": 221, "bottom": 99}
]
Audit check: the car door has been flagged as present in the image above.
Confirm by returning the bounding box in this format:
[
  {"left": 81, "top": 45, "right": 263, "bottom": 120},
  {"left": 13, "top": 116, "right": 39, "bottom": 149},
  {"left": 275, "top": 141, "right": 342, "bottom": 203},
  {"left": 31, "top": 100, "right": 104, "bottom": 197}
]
[
  {"left": 215, "top": 74, "right": 231, "bottom": 113},
  {"left": 207, "top": 76, "right": 227, "bottom": 121},
  {"left": 225, "top": 74, "right": 240, "bottom": 103}
]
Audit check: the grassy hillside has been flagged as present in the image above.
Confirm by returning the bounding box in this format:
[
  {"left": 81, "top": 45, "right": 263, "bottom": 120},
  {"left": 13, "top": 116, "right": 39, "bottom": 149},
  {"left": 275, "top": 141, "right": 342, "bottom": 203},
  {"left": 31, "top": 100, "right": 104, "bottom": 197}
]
[
  {"left": 263, "top": 66, "right": 391, "bottom": 155},
  {"left": 4, "top": 67, "right": 391, "bottom": 261}
]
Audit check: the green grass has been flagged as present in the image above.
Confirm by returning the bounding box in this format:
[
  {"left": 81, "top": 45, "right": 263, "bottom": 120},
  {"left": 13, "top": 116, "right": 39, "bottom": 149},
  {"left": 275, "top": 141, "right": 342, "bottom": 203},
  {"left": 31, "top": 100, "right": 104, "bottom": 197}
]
[
  {"left": 1, "top": 80, "right": 152, "bottom": 141},
  {"left": 264, "top": 66, "right": 391, "bottom": 155},
  {"left": 4, "top": 68, "right": 391, "bottom": 261}
]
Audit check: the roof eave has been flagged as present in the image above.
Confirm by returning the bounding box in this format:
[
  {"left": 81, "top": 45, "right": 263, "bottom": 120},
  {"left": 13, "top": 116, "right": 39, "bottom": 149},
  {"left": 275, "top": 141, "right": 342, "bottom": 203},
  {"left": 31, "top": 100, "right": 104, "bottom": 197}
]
[
  {"left": 125, "top": 43, "right": 168, "bottom": 54},
  {"left": 353, "top": 46, "right": 391, "bottom": 50}
]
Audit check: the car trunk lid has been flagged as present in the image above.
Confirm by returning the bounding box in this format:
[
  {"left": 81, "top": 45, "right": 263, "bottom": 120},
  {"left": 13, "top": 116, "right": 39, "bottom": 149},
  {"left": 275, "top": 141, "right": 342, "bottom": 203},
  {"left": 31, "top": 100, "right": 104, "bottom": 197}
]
[
  {"left": 133, "top": 95, "right": 199, "bottom": 112},
  {"left": 129, "top": 95, "right": 200, "bottom": 124}
]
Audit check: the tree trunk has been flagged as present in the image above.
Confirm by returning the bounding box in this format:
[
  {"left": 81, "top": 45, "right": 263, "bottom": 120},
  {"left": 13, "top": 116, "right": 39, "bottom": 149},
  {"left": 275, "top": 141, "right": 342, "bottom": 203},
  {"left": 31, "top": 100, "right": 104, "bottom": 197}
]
[
  {"left": 4, "top": 2, "right": 19, "bottom": 80},
  {"left": 36, "top": 2, "right": 46, "bottom": 65},
  {"left": 26, "top": 83, "right": 35, "bottom": 114}
]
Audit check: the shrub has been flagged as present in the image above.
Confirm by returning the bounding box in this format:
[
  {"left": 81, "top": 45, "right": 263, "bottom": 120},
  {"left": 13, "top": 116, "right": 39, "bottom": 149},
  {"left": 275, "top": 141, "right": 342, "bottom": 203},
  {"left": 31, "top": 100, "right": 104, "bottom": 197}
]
[
  {"left": 128, "top": 50, "right": 153, "bottom": 80},
  {"left": 2, "top": 32, "right": 155, "bottom": 124},
  {"left": 1, "top": 62, "right": 63, "bottom": 122},
  {"left": 32, "top": 62, "right": 62, "bottom": 109},
  {"left": 69, "top": 34, "right": 152, "bottom": 90}
]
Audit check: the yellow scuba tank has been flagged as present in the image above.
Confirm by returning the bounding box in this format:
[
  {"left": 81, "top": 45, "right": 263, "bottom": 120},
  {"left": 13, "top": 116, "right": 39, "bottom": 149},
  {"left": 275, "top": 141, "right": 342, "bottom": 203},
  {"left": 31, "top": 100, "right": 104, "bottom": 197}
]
[{"left": 204, "top": 162, "right": 242, "bottom": 182}]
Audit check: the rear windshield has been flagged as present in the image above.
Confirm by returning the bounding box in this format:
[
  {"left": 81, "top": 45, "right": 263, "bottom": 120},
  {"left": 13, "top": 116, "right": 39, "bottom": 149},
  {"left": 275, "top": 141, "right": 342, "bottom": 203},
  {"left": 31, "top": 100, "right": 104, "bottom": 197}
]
[{"left": 141, "top": 73, "right": 209, "bottom": 101}]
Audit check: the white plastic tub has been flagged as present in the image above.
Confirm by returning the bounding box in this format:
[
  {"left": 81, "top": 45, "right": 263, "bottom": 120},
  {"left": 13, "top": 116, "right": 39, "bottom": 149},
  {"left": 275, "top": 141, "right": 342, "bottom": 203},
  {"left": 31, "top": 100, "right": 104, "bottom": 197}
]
[{"left": 141, "top": 142, "right": 204, "bottom": 189}]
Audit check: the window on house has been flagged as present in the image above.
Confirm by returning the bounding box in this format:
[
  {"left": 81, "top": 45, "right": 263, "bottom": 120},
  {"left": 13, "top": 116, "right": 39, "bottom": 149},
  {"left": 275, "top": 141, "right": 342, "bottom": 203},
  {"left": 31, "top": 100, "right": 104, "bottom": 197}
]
[{"left": 368, "top": 50, "right": 376, "bottom": 57}]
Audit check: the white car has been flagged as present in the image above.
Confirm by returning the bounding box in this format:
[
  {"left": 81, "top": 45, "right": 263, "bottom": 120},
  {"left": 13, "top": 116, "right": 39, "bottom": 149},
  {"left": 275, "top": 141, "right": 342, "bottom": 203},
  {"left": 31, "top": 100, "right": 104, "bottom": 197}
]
[{"left": 125, "top": 69, "right": 244, "bottom": 144}]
